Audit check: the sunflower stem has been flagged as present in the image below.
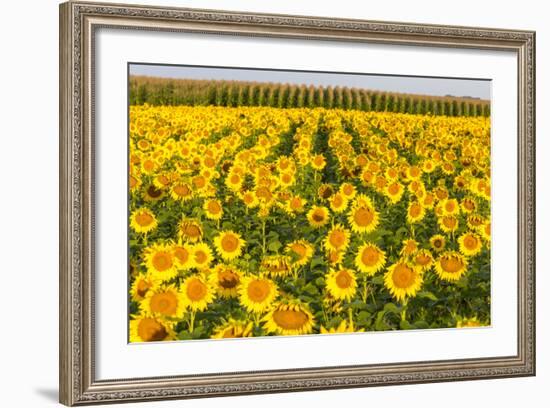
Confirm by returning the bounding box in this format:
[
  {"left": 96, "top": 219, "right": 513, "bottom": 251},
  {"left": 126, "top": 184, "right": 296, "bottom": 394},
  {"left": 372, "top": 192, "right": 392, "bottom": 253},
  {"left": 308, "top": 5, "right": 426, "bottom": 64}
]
[
  {"left": 189, "top": 310, "right": 196, "bottom": 333},
  {"left": 262, "top": 217, "right": 266, "bottom": 255},
  {"left": 400, "top": 299, "right": 409, "bottom": 323}
]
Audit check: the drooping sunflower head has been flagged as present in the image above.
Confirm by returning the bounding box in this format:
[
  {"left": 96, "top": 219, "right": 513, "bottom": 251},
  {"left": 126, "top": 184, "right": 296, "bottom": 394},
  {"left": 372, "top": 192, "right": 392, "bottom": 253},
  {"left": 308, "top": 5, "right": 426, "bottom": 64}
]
[
  {"left": 263, "top": 300, "right": 315, "bottom": 336},
  {"left": 144, "top": 243, "right": 178, "bottom": 282},
  {"left": 434, "top": 251, "right": 468, "bottom": 282},
  {"left": 260, "top": 255, "right": 293, "bottom": 278},
  {"left": 239, "top": 276, "right": 278, "bottom": 313},
  {"left": 130, "top": 274, "right": 156, "bottom": 301},
  {"left": 307, "top": 206, "right": 330, "bottom": 228},
  {"left": 209, "top": 264, "right": 243, "bottom": 298},
  {"left": 211, "top": 319, "right": 254, "bottom": 339},
  {"left": 213, "top": 230, "right": 245, "bottom": 261},
  {"left": 203, "top": 199, "right": 223, "bottom": 220},
  {"left": 355, "top": 242, "right": 386, "bottom": 275},
  {"left": 286, "top": 240, "right": 314, "bottom": 267},
  {"left": 180, "top": 275, "right": 215, "bottom": 311},
  {"left": 460, "top": 197, "right": 477, "bottom": 214},
  {"left": 129, "top": 313, "right": 176, "bottom": 343},
  {"left": 142, "top": 284, "right": 185, "bottom": 318},
  {"left": 142, "top": 184, "right": 165, "bottom": 202},
  {"left": 318, "top": 183, "right": 334, "bottom": 200},
  {"left": 458, "top": 232, "right": 483, "bottom": 257},
  {"left": 170, "top": 182, "right": 193, "bottom": 202},
  {"left": 384, "top": 260, "right": 423, "bottom": 302},
  {"left": 438, "top": 215, "right": 459, "bottom": 234},
  {"left": 326, "top": 268, "right": 358, "bottom": 301},
  {"left": 130, "top": 208, "right": 158, "bottom": 234},
  {"left": 178, "top": 218, "right": 203, "bottom": 243},
  {"left": 324, "top": 224, "right": 350, "bottom": 252}
]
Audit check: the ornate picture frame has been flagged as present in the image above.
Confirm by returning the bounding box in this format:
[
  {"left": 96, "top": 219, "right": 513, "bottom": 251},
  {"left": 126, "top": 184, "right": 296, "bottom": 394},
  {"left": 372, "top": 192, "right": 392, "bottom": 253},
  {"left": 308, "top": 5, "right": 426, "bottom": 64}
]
[{"left": 59, "top": 1, "right": 535, "bottom": 405}]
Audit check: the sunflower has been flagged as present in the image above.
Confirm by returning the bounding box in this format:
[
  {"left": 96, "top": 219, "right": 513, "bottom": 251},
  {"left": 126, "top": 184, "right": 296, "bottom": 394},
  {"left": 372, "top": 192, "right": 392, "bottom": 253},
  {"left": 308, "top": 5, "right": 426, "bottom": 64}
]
[
  {"left": 263, "top": 301, "right": 315, "bottom": 336},
  {"left": 327, "top": 249, "right": 344, "bottom": 266},
  {"left": 438, "top": 215, "right": 459, "bottom": 233},
  {"left": 239, "top": 276, "right": 278, "bottom": 313},
  {"left": 209, "top": 264, "right": 243, "bottom": 298},
  {"left": 318, "top": 184, "right": 334, "bottom": 200},
  {"left": 324, "top": 224, "right": 350, "bottom": 252},
  {"left": 461, "top": 197, "right": 477, "bottom": 214},
  {"left": 384, "top": 261, "right": 423, "bottom": 302},
  {"left": 347, "top": 203, "right": 379, "bottom": 234},
  {"left": 311, "top": 154, "right": 326, "bottom": 170},
  {"left": 458, "top": 232, "right": 483, "bottom": 257},
  {"left": 456, "top": 316, "right": 484, "bottom": 328},
  {"left": 430, "top": 234, "right": 446, "bottom": 252},
  {"left": 142, "top": 284, "right": 185, "bottom": 318},
  {"left": 400, "top": 239, "right": 418, "bottom": 257},
  {"left": 171, "top": 243, "right": 194, "bottom": 270},
  {"left": 144, "top": 243, "right": 178, "bottom": 281},
  {"left": 307, "top": 206, "right": 330, "bottom": 228},
  {"left": 320, "top": 319, "right": 364, "bottom": 334},
  {"left": 355, "top": 243, "right": 386, "bottom": 275},
  {"left": 203, "top": 199, "right": 223, "bottom": 220},
  {"left": 170, "top": 182, "right": 193, "bottom": 202},
  {"left": 440, "top": 198, "right": 460, "bottom": 216},
  {"left": 261, "top": 255, "right": 293, "bottom": 278},
  {"left": 339, "top": 182, "right": 357, "bottom": 200},
  {"left": 414, "top": 249, "right": 434, "bottom": 271},
  {"left": 329, "top": 192, "right": 349, "bottom": 213},
  {"left": 434, "top": 251, "right": 468, "bottom": 281},
  {"left": 480, "top": 221, "right": 491, "bottom": 242},
  {"left": 130, "top": 274, "right": 156, "bottom": 301},
  {"left": 406, "top": 201, "right": 425, "bottom": 224},
  {"left": 213, "top": 230, "right": 245, "bottom": 261},
  {"left": 129, "top": 313, "right": 176, "bottom": 343},
  {"left": 225, "top": 171, "right": 244, "bottom": 192},
  {"left": 130, "top": 208, "right": 158, "bottom": 234},
  {"left": 286, "top": 240, "right": 314, "bottom": 267},
  {"left": 180, "top": 275, "right": 215, "bottom": 311},
  {"left": 326, "top": 268, "right": 358, "bottom": 301},
  {"left": 385, "top": 181, "right": 404, "bottom": 204},
  {"left": 241, "top": 190, "right": 260, "bottom": 208},
  {"left": 286, "top": 195, "right": 306, "bottom": 213},
  {"left": 211, "top": 319, "right": 253, "bottom": 339},
  {"left": 178, "top": 218, "right": 203, "bottom": 243},
  {"left": 191, "top": 242, "right": 213, "bottom": 269},
  {"left": 142, "top": 184, "right": 165, "bottom": 202}
]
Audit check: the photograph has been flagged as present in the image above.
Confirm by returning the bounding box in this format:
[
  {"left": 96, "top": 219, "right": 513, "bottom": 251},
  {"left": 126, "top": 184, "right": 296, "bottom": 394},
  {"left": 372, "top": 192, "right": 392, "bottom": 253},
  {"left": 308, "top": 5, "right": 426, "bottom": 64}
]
[{"left": 127, "top": 64, "right": 492, "bottom": 343}]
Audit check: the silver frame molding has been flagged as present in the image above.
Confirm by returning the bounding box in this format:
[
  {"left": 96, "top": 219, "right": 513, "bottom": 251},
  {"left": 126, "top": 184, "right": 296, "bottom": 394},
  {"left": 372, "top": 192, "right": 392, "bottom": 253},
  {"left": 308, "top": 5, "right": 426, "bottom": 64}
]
[{"left": 59, "top": 1, "right": 536, "bottom": 405}]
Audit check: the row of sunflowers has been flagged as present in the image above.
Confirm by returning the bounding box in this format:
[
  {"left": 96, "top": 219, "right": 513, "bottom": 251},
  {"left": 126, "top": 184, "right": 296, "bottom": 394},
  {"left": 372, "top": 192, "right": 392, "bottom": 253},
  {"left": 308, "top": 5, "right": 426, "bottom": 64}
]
[{"left": 128, "top": 104, "right": 491, "bottom": 342}]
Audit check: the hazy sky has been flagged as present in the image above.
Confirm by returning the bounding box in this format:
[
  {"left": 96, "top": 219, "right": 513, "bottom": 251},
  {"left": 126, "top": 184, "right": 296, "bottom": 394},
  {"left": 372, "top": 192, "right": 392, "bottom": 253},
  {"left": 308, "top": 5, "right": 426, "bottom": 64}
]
[{"left": 129, "top": 63, "right": 491, "bottom": 100}]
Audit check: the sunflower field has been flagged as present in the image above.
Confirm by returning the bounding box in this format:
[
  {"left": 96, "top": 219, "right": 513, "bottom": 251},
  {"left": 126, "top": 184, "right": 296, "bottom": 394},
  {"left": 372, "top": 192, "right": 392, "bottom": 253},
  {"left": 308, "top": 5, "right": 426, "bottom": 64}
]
[{"left": 128, "top": 103, "right": 491, "bottom": 343}]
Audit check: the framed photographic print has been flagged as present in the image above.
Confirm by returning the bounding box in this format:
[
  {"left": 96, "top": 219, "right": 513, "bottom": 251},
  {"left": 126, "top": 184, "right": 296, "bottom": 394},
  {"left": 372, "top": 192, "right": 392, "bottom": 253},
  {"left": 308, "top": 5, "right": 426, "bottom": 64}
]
[{"left": 59, "top": 1, "right": 536, "bottom": 405}]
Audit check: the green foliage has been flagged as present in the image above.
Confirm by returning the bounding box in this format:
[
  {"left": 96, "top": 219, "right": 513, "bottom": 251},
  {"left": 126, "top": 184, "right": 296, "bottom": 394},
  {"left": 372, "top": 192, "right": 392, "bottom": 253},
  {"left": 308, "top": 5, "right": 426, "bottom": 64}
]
[{"left": 128, "top": 76, "right": 490, "bottom": 116}]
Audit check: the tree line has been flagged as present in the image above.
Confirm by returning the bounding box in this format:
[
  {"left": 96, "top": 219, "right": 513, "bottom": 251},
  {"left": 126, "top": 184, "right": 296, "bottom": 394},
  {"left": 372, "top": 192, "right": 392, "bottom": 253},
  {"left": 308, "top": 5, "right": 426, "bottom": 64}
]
[{"left": 129, "top": 76, "right": 490, "bottom": 117}]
